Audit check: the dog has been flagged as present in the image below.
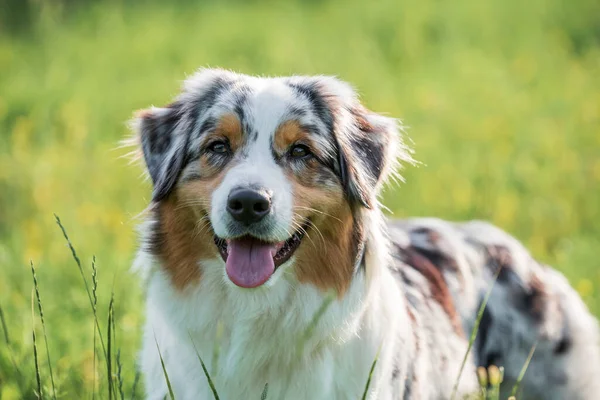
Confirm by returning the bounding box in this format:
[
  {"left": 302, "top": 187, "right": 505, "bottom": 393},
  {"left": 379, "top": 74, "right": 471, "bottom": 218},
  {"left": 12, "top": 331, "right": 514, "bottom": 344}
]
[{"left": 131, "top": 69, "right": 600, "bottom": 399}]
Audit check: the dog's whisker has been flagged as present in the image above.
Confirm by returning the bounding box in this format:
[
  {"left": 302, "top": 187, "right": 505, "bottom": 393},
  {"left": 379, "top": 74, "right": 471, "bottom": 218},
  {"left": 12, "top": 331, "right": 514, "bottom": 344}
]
[
  {"left": 293, "top": 206, "right": 343, "bottom": 223},
  {"left": 174, "top": 200, "right": 212, "bottom": 211},
  {"left": 293, "top": 215, "right": 325, "bottom": 247},
  {"left": 291, "top": 214, "right": 319, "bottom": 250},
  {"left": 192, "top": 216, "right": 212, "bottom": 239}
]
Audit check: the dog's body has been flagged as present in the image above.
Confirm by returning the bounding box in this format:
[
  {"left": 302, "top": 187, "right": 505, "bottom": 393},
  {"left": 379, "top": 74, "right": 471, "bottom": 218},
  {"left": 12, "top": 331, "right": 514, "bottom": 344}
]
[{"left": 132, "top": 69, "right": 599, "bottom": 399}]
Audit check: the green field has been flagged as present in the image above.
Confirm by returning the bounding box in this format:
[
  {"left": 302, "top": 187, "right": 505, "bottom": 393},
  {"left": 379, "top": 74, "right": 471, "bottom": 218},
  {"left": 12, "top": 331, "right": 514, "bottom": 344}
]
[{"left": 0, "top": 0, "right": 599, "bottom": 398}]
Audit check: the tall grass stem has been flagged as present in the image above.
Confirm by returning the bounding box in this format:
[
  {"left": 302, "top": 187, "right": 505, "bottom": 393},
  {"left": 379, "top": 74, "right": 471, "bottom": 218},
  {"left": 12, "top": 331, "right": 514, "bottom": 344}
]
[
  {"left": 54, "top": 214, "right": 108, "bottom": 360},
  {"left": 31, "top": 261, "right": 57, "bottom": 400},
  {"left": 31, "top": 290, "right": 43, "bottom": 400},
  {"left": 361, "top": 348, "right": 380, "bottom": 400},
  {"left": 189, "top": 333, "right": 220, "bottom": 400},
  {"left": 511, "top": 342, "right": 538, "bottom": 397},
  {"left": 154, "top": 334, "right": 175, "bottom": 400},
  {"left": 450, "top": 267, "right": 501, "bottom": 400},
  {"left": 0, "top": 302, "right": 9, "bottom": 345}
]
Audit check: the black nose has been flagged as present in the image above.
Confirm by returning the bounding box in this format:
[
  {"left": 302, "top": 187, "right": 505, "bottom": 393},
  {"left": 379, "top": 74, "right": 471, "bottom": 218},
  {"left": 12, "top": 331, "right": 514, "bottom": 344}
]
[{"left": 227, "top": 188, "right": 271, "bottom": 225}]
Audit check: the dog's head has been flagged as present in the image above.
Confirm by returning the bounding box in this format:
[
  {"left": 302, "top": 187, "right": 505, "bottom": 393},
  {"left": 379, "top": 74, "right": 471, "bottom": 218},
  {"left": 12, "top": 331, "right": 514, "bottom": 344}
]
[{"left": 133, "top": 69, "right": 411, "bottom": 294}]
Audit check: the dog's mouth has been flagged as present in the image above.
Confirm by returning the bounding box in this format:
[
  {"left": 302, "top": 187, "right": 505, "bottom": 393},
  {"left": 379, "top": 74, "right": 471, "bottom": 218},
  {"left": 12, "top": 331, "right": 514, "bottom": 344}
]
[{"left": 213, "top": 224, "right": 307, "bottom": 288}]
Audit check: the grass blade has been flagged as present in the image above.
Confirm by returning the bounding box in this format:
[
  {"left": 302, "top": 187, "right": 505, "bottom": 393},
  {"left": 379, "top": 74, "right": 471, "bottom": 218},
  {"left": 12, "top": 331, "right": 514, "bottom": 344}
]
[
  {"left": 31, "top": 261, "right": 58, "bottom": 400},
  {"left": 110, "top": 278, "right": 120, "bottom": 399},
  {"left": 54, "top": 214, "right": 108, "bottom": 360},
  {"left": 211, "top": 320, "right": 223, "bottom": 377},
  {"left": 0, "top": 301, "right": 10, "bottom": 346},
  {"left": 260, "top": 383, "right": 268, "bottom": 400},
  {"left": 117, "top": 349, "right": 125, "bottom": 400},
  {"left": 189, "top": 334, "right": 220, "bottom": 400},
  {"left": 92, "top": 255, "right": 98, "bottom": 314},
  {"left": 130, "top": 369, "right": 141, "bottom": 400},
  {"left": 31, "top": 290, "right": 43, "bottom": 400},
  {"left": 510, "top": 341, "right": 537, "bottom": 397},
  {"left": 107, "top": 294, "right": 117, "bottom": 400},
  {"left": 296, "top": 290, "right": 336, "bottom": 356},
  {"left": 154, "top": 334, "right": 175, "bottom": 400},
  {"left": 92, "top": 256, "right": 98, "bottom": 400},
  {"left": 361, "top": 348, "right": 380, "bottom": 400},
  {"left": 93, "top": 320, "right": 97, "bottom": 400},
  {"left": 450, "top": 266, "right": 501, "bottom": 400},
  {"left": 1, "top": 300, "right": 23, "bottom": 380}
]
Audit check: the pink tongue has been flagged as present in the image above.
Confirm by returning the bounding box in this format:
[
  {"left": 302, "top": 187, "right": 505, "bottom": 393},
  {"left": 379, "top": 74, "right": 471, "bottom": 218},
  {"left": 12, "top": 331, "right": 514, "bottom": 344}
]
[{"left": 226, "top": 237, "right": 277, "bottom": 288}]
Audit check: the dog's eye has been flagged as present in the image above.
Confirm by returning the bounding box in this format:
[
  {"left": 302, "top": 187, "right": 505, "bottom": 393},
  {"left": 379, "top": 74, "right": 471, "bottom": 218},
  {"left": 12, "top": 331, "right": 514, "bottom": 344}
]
[
  {"left": 207, "top": 141, "right": 230, "bottom": 154},
  {"left": 289, "top": 144, "right": 311, "bottom": 159}
]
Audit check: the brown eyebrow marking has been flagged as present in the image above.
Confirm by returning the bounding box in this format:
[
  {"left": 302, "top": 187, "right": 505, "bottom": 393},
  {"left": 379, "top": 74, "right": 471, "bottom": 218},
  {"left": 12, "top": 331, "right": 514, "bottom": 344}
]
[
  {"left": 190, "top": 113, "right": 243, "bottom": 181},
  {"left": 212, "top": 113, "right": 243, "bottom": 150},
  {"left": 273, "top": 120, "right": 312, "bottom": 154}
]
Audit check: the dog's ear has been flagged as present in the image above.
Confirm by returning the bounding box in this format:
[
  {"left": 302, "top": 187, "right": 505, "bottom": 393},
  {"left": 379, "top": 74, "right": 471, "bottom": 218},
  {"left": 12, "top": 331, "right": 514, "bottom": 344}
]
[
  {"left": 336, "top": 106, "right": 408, "bottom": 209},
  {"left": 313, "top": 77, "right": 413, "bottom": 209},
  {"left": 131, "top": 68, "right": 239, "bottom": 202},
  {"left": 133, "top": 103, "right": 189, "bottom": 202}
]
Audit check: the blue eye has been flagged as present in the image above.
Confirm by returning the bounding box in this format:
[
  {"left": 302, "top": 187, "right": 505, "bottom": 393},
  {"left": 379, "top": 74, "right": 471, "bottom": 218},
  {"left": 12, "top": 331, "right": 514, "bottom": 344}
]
[{"left": 290, "top": 144, "right": 311, "bottom": 159}]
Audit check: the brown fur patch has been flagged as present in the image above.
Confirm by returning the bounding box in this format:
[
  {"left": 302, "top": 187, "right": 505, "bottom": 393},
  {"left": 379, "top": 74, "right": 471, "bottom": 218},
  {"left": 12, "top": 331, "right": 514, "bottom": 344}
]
[
  {"left": 291, "top": 177, "right": 358, "bottom": 297},
  {"left": 274, "top": 120, "right": 307, "bottom": 153},
  {"left": 273, "top": 119, "right": 361, "bottom": 296},
  {"left": 273, "top": 119, "right": 330, "bottom": 162},
  {"left": 401, "top": 246, "right": 464, "bottom": 336},
  {"left": 195, "top": 114, "right": 243, "bottom": 178},
  {"left": 406, "top": 304, "right": 421, "bottom": 353},
  {"left": 486, "top": 244, "right": 515, "bottom": 283},
  {"left": 150, "top": 195, "right": 212, "bottom": 289},
  {"left": 215, "top": 113, "right": 243, "bottom": 150},
  {"left": 527, "top": 272, "right": 547, "bottom": 322},
  {"left": 350, "top": 105, "right": 375, "bottom": 132},
  {"left": 150, "top": 163, "right": 231, "bottom": 290},
  {"left": 409, "top": 227, "right": 460, "bottom": 274}
]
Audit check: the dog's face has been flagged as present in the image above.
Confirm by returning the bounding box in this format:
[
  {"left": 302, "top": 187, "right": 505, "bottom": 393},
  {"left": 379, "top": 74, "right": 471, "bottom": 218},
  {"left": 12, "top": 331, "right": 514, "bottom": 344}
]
[{"left": 135, "top": 69, "right": 408, "bottom": 294}]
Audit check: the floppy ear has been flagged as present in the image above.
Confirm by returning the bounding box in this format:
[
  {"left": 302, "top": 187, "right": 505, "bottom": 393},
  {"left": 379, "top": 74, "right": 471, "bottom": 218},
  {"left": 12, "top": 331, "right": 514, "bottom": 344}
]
[
  {"left": 336, "top": 105, "right": 411, "bottom": 209},
  {"left": 299, "top": 76, "right": 412, "bottom": 209},
  {"left": 134, "top": 103, "right": 189, "bottom": 202},
  {"left": 131, "top": 68, "right": 240, "bottom": 202}
]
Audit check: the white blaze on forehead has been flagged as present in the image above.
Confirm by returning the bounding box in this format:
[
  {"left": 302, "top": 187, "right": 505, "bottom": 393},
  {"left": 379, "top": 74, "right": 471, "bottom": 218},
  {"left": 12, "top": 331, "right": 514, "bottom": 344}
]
[{"left": 250, "top": 80, "right": 299, "bottom": 139}]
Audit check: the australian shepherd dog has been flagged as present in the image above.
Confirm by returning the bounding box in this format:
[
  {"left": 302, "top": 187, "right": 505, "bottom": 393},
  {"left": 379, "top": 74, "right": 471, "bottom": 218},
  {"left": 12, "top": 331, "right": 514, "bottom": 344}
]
[{"left": 131, "top": 69, "right": 599, "bottom": 399}]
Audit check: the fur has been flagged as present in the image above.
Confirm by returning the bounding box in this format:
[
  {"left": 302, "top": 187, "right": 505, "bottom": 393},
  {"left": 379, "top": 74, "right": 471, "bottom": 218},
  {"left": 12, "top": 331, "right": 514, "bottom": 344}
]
[{"left": 131, "top": 69, "right": 600, "bottom": 399}]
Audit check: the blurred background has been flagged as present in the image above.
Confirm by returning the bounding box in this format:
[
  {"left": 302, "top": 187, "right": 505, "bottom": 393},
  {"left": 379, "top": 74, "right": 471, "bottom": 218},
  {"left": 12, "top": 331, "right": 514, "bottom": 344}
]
[{"left": 0, "top": 0, "right": 599, "bottom": 397}]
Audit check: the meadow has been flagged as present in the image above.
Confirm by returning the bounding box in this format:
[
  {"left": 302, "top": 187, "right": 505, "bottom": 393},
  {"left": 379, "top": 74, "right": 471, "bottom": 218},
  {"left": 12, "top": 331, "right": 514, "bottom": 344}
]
[{"left": 0, "top": 0, "right": 599, "bottom": 398}]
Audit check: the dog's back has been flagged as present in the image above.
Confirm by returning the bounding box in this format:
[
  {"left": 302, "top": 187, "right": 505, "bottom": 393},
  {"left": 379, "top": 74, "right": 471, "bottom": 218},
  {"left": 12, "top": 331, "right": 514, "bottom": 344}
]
[{"left": 390, "top": 218, "right": 600, "bottom": 399}]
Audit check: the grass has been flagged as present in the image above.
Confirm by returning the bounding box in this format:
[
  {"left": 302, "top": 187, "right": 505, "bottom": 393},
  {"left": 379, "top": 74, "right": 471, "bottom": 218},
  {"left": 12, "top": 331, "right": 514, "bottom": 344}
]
[
  {"left": 0, "top": 303, "right": 9, "bottom": 346},
  {"left": 31, "top": 291, "right": 42, "bottom": 400},
  {"left": 154, "top": 335, "right": 175, "bottom": 400},
  {"left": 30, "top": 261, "right": 57, "bottom": 400},
  {"left": 190, "top": 334, "right": 221, "bottom": 400},
  {"left": 0, "top": 0, "right": 599, "bottom": 398},
  {"left": 451, "top": 267, "right": 501, "bottom": 400},
  {"left": 361, "top": 349, "right": 380, "bottom": 400},
  {"left": 510, "top": 343, "right": 538, "bottom": 398}
]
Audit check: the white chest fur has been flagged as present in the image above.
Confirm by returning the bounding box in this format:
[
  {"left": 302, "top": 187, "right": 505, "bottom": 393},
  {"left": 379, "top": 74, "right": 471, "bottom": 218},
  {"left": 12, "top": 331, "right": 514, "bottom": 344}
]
[{"left": 139, "top": 256, "right": 398, "bottom": 400}]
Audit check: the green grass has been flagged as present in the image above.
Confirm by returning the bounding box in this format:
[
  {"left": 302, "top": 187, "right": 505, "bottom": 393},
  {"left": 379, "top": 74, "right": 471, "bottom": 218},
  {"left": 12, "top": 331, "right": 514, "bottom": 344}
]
[{"left": 0, "top": 0, "right": 599, "bottom": 398}]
